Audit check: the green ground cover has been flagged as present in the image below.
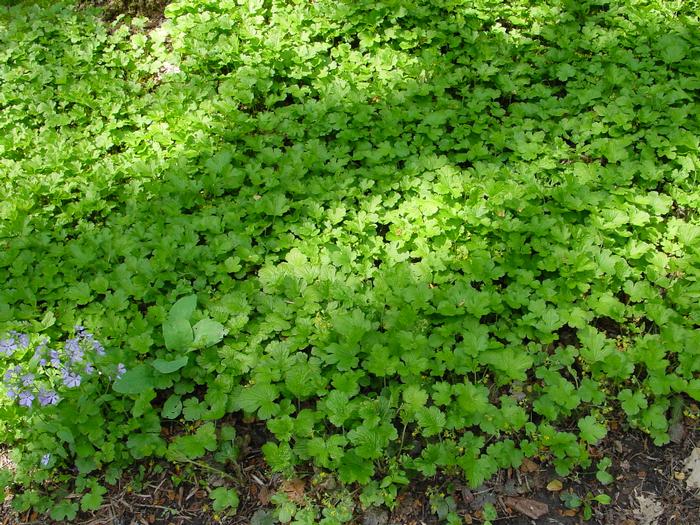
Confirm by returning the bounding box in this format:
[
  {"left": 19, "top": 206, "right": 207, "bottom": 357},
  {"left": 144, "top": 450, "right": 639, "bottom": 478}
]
[{"left": 1, "top": 0, "right": 699, "bottom": 521}]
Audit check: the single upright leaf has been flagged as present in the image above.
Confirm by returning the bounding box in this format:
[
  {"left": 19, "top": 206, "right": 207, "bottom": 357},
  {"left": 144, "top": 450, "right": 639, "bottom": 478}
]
[
  {"left": 169, "top": 294, "right": 197, "bottom": 321},
  {"left": 163, "top": 318, "right": 193, "bottom": 352},
  {"left": 324, "top": 390, "right": 353, "bottom": 426}
]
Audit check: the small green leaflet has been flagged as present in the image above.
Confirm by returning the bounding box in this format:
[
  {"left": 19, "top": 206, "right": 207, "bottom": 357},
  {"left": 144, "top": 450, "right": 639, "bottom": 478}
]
[
  {"left": 193, "top": 318, "right": 227, "bottom": 348},
  {"left": 80, "top": 484, "right": 107, "bottom": 512},
  {"left": 324, "top": 390, "right": 353, "bottom": 427},
  {"left": 233, "top": 383, "right": 280, "bottom": 419},
  {"left": 182, "top": 398, "right": 208, "bottom": 421},
  {"left": 578, "top": 326, "right": 613, "bottom": 363},
  {"left": 167, "top": 422, "right": 217, "bottom": 460},
  {"left": 210, "top": 487, "right": 240, "bottom": 513},
  {"left": 338, "top": 450, "right": 374, "bottom": 484},
  {"left": 578, "top": 416, "right": 607, "bottom": 444},
  {"left": 459, "top": 455, "right": 498, "bottom": 489},
  {"left": 152, "top": 355, "right": 189, "bottom": 374},
  {"left": 658, "top": 34, "right": 688, "bottom": 63},
  {"left": 415, "top": 406, "right": 446, "bottom": 437},
  {"left": 262, "top": 442, "right": 296, "bottom": 473},
  {"left": 480, "top": 348, "right": 533, "bottom": 382},
  {"left": 162, "top": 394, "right": 183, "bottom": 419},
  {"left": 50, "top": 501, "right": 78, "bottom": 522},
  {"left": 618, "top": 389, "right": 648, "bottom": 416},
  {"left": 402, "top": 384, "right": 428, "bottom": 415}
]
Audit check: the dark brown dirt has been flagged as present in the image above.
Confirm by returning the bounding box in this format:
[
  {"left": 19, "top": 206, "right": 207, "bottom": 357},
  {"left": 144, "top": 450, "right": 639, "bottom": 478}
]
[
  {"left": 2, "top": 416, "right": 698, "bottom": 525},
  {"left": 79, "top": 0, "right": 169, "bottom": 26}
]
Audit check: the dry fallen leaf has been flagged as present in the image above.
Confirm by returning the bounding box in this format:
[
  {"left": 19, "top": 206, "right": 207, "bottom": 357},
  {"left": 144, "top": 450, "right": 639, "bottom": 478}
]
[
  {"left": 561, "top": 509, "right": 578, "bottom": 517},
  {"left": 683, "top": 447, "right": 700, "bottom": 490},
  {"left": 546, "top": 479, "right": 563, "bottom": 492},
  {"left": 257, "top": 485, "right": 271, "bottom": 505},
  {"left": 503, "top": 496, "right": 549, "bottom": 519},
  {"left": 633, "top": 492, "right": 664, "bottom": 525},
  {"left": 281, "top": 478, "right": 306, "bottom": 504},
  {"left": 669, "top": 421, "right": 686, "bottom": 444},
  {"left": 520, "top": 458, "right": 539, "bottom": 473}
]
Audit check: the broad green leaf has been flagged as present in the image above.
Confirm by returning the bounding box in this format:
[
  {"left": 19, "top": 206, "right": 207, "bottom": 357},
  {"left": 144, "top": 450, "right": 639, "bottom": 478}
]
[
  {"left": 324, "top": 390, "right": 353, "bottom": 427},
  {"left": 113, "top": 364, "right": 154, "bottom": 395},
  {"left": 403, "top": 385, "right": 428, "bottom": 414},
  {"left": 233, "top": 383, "right": 279, "bottom": 419}
]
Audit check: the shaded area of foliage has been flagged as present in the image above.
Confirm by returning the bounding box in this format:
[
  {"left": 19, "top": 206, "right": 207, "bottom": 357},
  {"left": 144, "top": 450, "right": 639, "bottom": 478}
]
[
  {"left": 1, "top": 0, "right": 699, "bottom": 521},
  {"left": 83, "top": 0, "right": 168, "bottom": 21}
]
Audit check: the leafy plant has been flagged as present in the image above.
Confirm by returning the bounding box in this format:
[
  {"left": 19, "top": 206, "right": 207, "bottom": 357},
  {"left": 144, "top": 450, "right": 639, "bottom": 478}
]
[
  {"left": 1, "top": 0, "right": 699, "bottom": 520},
  {"left": 560, "top": 491, "right": 612, "bottom": 521}
]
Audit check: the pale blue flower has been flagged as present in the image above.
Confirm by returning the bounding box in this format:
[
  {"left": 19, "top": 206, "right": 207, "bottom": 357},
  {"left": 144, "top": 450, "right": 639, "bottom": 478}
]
[
  {"left": 49, "top": 350, "right": 61, "bottom": 367},
  {"left": 18, "top": 391, "right": 34, "bottom": 407},
  {"left": 62, "top": 371, "right": 81, "bottom": 388},
  {"left": 116, "top": 363, "right": 127, "bottom": 378},
  {"left": 38, "top": 389, "right": 59, "bottom": 406},
  {"left": 92, "top": 340, "right": 105, "bottom": 356},
  {"left": 0, "top": 338, "right": 16, "bottom": 356},
  {"left": 65, "top": 339, "right": 83, "bottom": 362},
  {"left": 41, "top": 453, "right": 50, "bottom": 467}
]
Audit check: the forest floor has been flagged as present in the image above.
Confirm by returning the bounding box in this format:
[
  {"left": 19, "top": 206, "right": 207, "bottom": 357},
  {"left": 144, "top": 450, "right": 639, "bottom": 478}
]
[{"left": 3, "top": 418, "right": 698, "bottom": 524}]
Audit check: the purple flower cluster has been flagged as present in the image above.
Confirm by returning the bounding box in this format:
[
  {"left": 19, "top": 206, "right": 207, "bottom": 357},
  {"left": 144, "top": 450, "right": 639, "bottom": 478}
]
[
  {"left": 1, "top": 326, "right": 124, "bottom": 409},
  {"left": 0, "top": 331, "right": 29, "bottom": 357},
  {"left": 3, "top": 360, "right": 60, "bottom": 408}
]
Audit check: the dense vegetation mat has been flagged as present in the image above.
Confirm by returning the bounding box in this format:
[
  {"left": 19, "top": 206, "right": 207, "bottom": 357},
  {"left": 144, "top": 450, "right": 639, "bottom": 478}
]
[{"left": 1, "top": 0, "right": 699, "bottom": 522}]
